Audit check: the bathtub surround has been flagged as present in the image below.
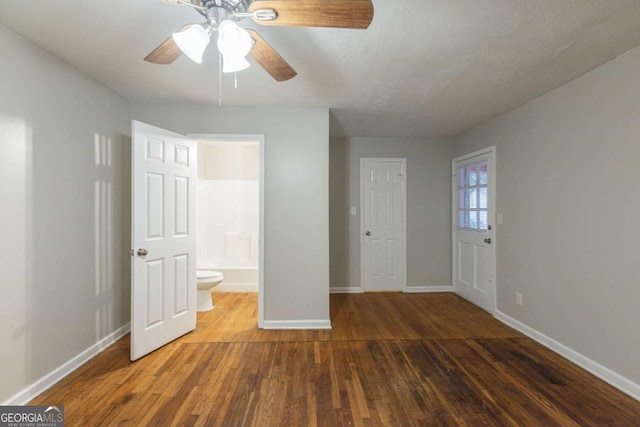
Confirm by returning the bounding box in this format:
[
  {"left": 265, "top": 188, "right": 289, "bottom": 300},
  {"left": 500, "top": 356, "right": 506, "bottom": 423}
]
[{"left": 197, "top": 182, "right": 259, "bottom": 268}]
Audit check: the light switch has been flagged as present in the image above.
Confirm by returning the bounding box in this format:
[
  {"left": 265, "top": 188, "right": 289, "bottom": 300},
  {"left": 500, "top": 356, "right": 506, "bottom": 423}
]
[
  {"left": 350, "top": 207, "right": 357, "bottom": 216},
  {"left": 497, "top": 212, "right": 504, "bottom": 225}
]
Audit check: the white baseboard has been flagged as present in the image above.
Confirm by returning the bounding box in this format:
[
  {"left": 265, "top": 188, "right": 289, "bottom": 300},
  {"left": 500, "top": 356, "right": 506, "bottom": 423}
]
[
  {"left": 262, "top": 319, "right": 332, "bottom": 330},
  {"left": 330, "top": 286, "right": 364, "bottom": 294},
  {"left": 3, "top": 322, "right": 131, "bottom": 406},
  {"left": 214, "top": 283, "right": 258, "bottom": 293},
  {"left": 403, "top": 286, "right": 453, "bottom": 293},
  {"left": 331, "top": 286, "right": 453, "bottom": 294},
  {"left": 495, "top": 311, "right": 640, "bottom": 401}
]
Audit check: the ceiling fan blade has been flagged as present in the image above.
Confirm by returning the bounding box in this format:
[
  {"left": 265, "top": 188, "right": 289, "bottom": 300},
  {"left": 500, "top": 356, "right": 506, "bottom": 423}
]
[
  {"left": 249, "top": 0, "right": 373, "bottom": 29},
  {"left": 144, "top": 24, "right": 192, "bottom": 64},
  {"left": 247, "top": 29, "right": 297, "bottom": 82}
]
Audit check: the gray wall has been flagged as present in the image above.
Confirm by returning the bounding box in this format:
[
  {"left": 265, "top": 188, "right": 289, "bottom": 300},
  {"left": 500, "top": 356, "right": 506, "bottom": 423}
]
[
  {"left": 0, "top": 25, "right": 131, "bottom": 403},
  {"left": 131, "top": 104, "right": 330, "bottom": 324},
  {"left": 454, "top": 45, "right": 640, "bottom": 384},
  {"left": 330, "top": 137, "right": 453, "bottom": 289}
]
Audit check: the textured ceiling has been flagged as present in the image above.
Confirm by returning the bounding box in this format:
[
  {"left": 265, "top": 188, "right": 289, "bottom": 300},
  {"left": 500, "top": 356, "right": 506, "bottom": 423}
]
[{"left": 1, "top": 0, "right": 639, "bottom": 137}]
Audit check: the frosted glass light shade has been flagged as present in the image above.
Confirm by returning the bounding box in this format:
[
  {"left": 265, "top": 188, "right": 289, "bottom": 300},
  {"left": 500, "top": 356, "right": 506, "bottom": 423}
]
[
  {"left": 217, "top": 20, "right": 252, "bottom": 73},
  {"left": 172, "top": 25, "right": 211, "bottom": 64},
  {"left": 221, "top": 55, "right": 251, "bottom": 73}
]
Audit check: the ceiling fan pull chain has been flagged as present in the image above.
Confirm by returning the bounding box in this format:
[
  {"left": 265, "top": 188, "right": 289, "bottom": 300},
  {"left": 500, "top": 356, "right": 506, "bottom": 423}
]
[
  {"left": 234, "top": 72, "right": 238, "bottom": 89},
  {"left": 218, "top": 52, "right": 223, "bottom": 107}
]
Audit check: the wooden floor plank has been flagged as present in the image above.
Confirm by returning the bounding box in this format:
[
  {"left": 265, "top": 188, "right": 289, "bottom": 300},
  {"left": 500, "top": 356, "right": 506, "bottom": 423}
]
[{"left": 29, "top": 292, "right": 640, "bottom": 426}]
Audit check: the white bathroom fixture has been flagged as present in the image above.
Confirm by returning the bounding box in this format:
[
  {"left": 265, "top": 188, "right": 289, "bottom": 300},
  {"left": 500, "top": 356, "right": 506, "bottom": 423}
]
[{"left": 196, "top": 269, "right": 224, "bottom": 311}]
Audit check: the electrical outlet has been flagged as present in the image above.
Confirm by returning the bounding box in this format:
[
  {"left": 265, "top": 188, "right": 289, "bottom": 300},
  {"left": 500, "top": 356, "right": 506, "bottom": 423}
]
[{"left": 516, "top": 292, "right": 523, "bottom": 306}]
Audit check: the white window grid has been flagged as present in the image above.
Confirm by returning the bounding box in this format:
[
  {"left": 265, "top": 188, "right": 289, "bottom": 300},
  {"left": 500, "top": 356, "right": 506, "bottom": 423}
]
[{"left": 457, "top": 161, "right": 488, "bottom": 231}]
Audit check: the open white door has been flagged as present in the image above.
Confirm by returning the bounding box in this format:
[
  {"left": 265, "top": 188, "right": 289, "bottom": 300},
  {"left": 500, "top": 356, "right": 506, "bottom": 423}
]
[
  {"left": 361, "top": 158, "right": 406, "bottom": 292},
  {"left": 452, "top": 147, "right": 496, "bottom": 313},
  {"left": 131, "top": 121, "right": 197, "bottom": 361}
]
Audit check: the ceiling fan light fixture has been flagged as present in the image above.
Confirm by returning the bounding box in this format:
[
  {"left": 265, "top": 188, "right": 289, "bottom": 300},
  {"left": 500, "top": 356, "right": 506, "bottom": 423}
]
[
  {"left": 221, "top": 54, "right": 251, "bottom": 73},
  {"left": 172, "top": 24, "right": 211, "bottom": 63},
  {"left": 217, "top": 20, "right": 252, "bottom": 73}
]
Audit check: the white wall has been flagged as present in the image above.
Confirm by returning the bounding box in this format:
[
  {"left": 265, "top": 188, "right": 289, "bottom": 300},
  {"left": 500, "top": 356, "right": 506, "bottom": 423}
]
[
  {"left": 198, "top": 142, "right": 260, "bottom": 181},
  {"left": 454, "top": 45, "right": 640, "bottom": 386},
  {"left": 131, "top": 104, "right": 330, "bottom": 325},
  {"left": 330, "top": 137, "right": 453, "bottom": 290},
  {"left": 0, "top": 25, "right": 131, "bottom": 403}
]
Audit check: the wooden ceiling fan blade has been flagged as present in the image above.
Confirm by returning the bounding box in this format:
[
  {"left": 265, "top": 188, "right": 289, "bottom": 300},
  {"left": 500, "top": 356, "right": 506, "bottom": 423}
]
[
  {"left": 249, "top": 0, "right": 373, "bottom": 29},
  {"left": 247, "top": 29, "right": 297, "bottom": 82},
  {"left": 144, "top": 24, "right": 192, "bottom": 64}
]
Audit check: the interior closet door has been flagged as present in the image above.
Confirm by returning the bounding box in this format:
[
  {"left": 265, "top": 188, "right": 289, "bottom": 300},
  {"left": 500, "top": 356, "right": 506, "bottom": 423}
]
[{"left": 361, "top": 158, "right": 406, "bottom": 292}]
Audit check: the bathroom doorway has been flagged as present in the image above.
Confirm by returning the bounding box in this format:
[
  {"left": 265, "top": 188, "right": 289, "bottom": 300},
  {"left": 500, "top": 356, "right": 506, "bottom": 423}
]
[{"left": 192, "top": 134, "right": 264, "bottom": 327}]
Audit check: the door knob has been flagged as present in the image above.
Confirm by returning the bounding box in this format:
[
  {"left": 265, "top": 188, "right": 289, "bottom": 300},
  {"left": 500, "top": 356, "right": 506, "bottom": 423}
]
[
  {"left": 137, "top": 248, "right": 148, "bottom": 257},
  {"left": 484, "top": 238, "right": 492, "bottom": 244},
  {"left": 365, "top": 231, "right": 371, "bottom": 236}
]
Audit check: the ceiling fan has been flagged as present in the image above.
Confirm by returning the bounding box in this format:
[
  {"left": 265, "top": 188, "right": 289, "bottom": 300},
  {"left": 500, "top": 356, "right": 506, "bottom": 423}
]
[{"left": 144, "top": 0, "right": 374, "bottom": 82}]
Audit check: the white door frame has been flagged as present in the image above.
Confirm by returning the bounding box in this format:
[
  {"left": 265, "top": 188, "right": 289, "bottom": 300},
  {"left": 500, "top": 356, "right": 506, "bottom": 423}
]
[
  {"left": 451, "top": 146, "right": 497, "bottom": 313},
  {"left": 360, "top": 157, "right": 407, "bottom": 292},
  {"left": 190, "top": 133, "right": 265, "bottom": 328}
]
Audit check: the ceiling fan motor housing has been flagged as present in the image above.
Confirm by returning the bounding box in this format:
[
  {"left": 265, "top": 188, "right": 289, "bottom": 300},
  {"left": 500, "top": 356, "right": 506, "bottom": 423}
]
[{"left": 202, "top": 0, "right": 251, "bottom": 22}]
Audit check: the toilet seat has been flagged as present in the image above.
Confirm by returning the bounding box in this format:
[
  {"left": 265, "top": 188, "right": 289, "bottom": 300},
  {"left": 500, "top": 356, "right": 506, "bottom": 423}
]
[{"left": 197, "top": 270, "right": 223, "bottom": 283}]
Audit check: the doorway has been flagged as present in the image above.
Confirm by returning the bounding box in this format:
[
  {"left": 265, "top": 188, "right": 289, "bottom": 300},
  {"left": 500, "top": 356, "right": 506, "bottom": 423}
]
[
  {"left": 130, "top": 122, "right": 265, "bottom": 361},
  {"left": 452, "top": 146, "right": 496, "bottom": 313},
  {"left": 191, "top": 133, "right": 265, "bottom": 327},
  {"left": 195, "top": 136, "right": 262, "bottom": 290},
  {"left": 360, "top": 158, "right": 407, "bottom": 292}
]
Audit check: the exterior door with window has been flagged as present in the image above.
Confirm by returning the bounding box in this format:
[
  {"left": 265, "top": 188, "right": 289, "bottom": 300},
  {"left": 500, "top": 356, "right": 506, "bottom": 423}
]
[{"left": 452, "top": 147, "right": 496, "bottom": 313}]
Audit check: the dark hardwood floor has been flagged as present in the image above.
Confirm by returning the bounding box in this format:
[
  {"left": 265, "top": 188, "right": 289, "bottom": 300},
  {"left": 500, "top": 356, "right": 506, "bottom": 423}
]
[{"left": 31, "top": 292, "right": 640, "bottom": 426}]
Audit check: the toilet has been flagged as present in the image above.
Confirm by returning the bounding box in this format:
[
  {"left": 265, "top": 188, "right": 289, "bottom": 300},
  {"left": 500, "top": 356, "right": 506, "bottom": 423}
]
[{"left": 196, "top": 269, "right": 224, "bottom": 312}]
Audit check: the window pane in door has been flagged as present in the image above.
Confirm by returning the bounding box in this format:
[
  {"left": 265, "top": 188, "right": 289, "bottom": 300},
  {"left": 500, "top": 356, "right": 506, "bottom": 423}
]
[
  {"left": 469, "top": 168, "right": 477, "bottom": 186},
  {"left": 459, "top": 189, "right": 467, "bottom": 209},
  {"left": 458, "top": 211, "right": 467, "bottom": 228},
  {"left": 479, "top": 211, "right": 488, "bottom": 229},
  {"left": 479, "top": 187, "right": 487, "bottom": 209},
  {"left": 479, "top": 163, "right": 488, "bottom": 185},
  {"left": 469, "top": 211, "right": 478, "bottom": 229},
  {"left": 458, "top": 168, "right": 466, "bottom": 187},
  {"left": 469, "top": 188, "right": 477, "bottom": 209}
]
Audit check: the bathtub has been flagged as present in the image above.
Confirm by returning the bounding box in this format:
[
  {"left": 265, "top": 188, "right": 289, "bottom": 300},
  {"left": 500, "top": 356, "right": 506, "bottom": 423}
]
[{"left": 198, "top": 266, "right": 259, "bottom": 292}]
